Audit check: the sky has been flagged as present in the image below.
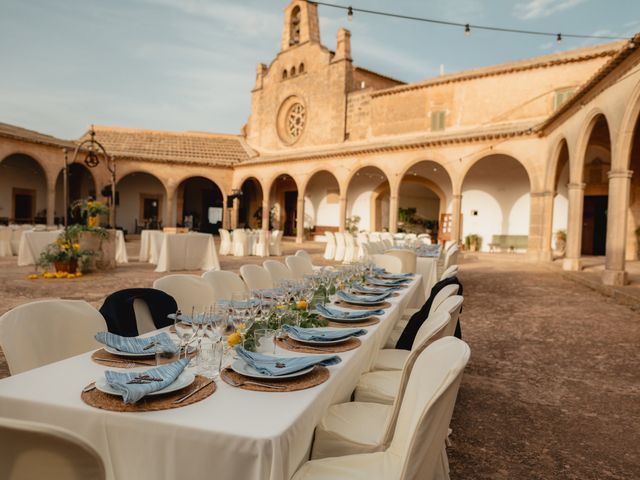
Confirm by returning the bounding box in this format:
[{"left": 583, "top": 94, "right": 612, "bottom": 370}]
[{"left": 1, "top": 0, "right": 638, "bottom": 139}]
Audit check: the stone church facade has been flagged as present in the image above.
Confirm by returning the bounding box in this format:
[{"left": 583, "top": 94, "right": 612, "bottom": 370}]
[{"left": 1, "top": 0, "right": 640, "bottom": 286}]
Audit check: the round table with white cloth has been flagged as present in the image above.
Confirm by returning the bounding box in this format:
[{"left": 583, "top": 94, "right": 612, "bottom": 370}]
[{"left": 154, "top": 232, "right": 220, "bottom": 272}]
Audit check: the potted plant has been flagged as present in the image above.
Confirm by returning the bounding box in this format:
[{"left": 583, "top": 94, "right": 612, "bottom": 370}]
[
  {"left": 555, "top": 229, "right": 567, "bottom": 252},
  {"left": 37, "top": 228, "right": 95, "bottom": 273},
  {"left": 346, "top": 215, "right": 361, "bottom": 235},
  {"left": 464, "top": 233, "right": 482, "bottom": 252},
  {"left": 72, "top": 198, "right": 109, "bottom": 228}
]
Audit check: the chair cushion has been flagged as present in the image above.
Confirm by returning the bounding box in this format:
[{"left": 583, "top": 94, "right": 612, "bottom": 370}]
[
  {"left": 354, "top": 370, "right": 402, "bottom": 405},
  {"left": 372, "top": 349, "right": 410, "bottom": 371},
  {"left": 292, "top": 451, "right": 402, "bottom": 480},
  {"left": 312, "top": 402, "right": 391, "bottom": 460}
]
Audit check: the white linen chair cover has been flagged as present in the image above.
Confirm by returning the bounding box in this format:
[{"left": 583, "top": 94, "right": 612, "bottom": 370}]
[
  {"left": 0, "top": 227, "right": 12, "bottom": 256},
  {"left": 372, "top": 254, "right": 403, "bottom": 274},
  {"left": 202, "top": 270, "right": 249, "bottom": 301},
  {"left": 254, "top": 230, "right": 269, "bottom": 257},
  {"left": 263, "top": 260, "right": 294, "bottom": 284},
  {"left": 443, "top": 246, "right": 459, "bottom": 270},
  {"left": 0, "top": 300, "right": 106, "bottom": 375},
  {"left": 295, "top": 249, "right": 312, "bottom": 262},
  {"left": 343, "top": 234, "right": 357, "bottom": 264},
  {"left": 293, "top": 337, "right": 470, "bottom": 480},
  {"left": 218, "top": 228, "right": 232, "bottom": 255},
  {"left": 429, "top": 284, "right": 460, "bottom": 317},
  {"left": 334, "top": 232, "right": 346, "bottom": 262},
  {"left": 323, "top": 232, "right": 336, "bottom": 260},
  {"left": 10, "top": 227, "right": 25, "bottom": 255},
  {"left": 369, "top": 232, "right": 381, "bottom": 242},
  {"left": 382, "top": 238, "right": 394, "bottom": 250},
  {"left": 417, "top": 233, "right": 432, "bottom": 245},
  {"left": 131, "top": 299, "right": 156, "bottom": 335},
  {"left": 381, "top": 232, "right": 394, "bottom": 245},
  {"left": 232, "top": 229, "right": 250, "bottom": 257},
  {"left": 357, "top": 241, "right": 370, "bottom": 262},
  {"left": 440, "top": 265, "right": 459, "bottom": 281},
  {"left": 286, "top": 255, "right": 314, "bottom": 279},
  {"left": 240, "top": 264, "right": 274, "bottom": 290},
  {"left": 436, "top": 295, "right": 464, "bottom": 337},
  {"left": 269, "top": 230, "right": 283, "bottom": 256},
  {"left": 385, "top": 249, "right": 417, "bottom": 274},
  {"left": 152, "top": 275, "right": 214, "bottom": 312},
  {"left": 0, "top": 417, "right": 106, "bottom": 480}
]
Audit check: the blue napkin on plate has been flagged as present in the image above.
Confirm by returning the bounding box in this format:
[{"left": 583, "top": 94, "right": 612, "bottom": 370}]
[
  {"left": 417, "top": 245, "right": 441, "bottom": 257},
  {"left": 283, "top": 324, "right": 366, "bottom": 342},
  {"left": 235, "top": 347, "right": 341, "bottom": 376},
  {"left": 351, "top": 283, "right": 394, "bottom": 294},
  {"left": 95, "top": 332, "right": 179, "bottom": 354},
  {"left": 104, "top": 358, "right": 190, "bottom": 404},
  {"left": 316, "top": 304, "right": 384, "bottom": 319},
  {"left": 377, "top": 272, "right": 414, "bottom": 279},
  {"left": 337, "top": 290, "right": 390, "bottom": 304},
  {"left": 167, "top": 312, "right": 208, "bottom": 325},
  {"left": 372, "top": 267, "right": 386, "bottom": 274},
  {"left": 366, "top": 276, "right": 406, "bottom": 286}
]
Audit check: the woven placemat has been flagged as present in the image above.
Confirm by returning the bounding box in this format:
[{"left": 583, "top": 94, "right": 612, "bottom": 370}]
[
  {"left": 220, "top": 366, "right": 329, "bottom": 392},
  {"left": 276, "top": 335, "right": 361, "bottom": 353},
  {"left": 334, "top": 300, "right": 392, "bottom": 310},
  {"left": 367, "top": 282, "right": 408, "bottom": 289},
  {"left": 91, "top": 349, "right": 156, "bottom": 368},
  {"left": 81, "top": 375, "right": 215, "bottom": 412},
  {"left": 327, "top": 317, "right": 380, "bottom": 328}
]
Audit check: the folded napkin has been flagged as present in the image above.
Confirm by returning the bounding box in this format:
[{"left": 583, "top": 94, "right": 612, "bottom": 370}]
[
  {"left": 316, "top": 304, "right": 384, "bottom": 319},
  {"left": 377, "top": 272, "right": 414, "bottom": 279},
  {"left": 283, "top": 324, "right": 366, "bottom": 342},
  {"left": 167, "top": 312, "right": 207, "bottom": 325},
  {"left": 235, "top": 347, "right": 341, "bottom": 376},
  {"left": 95, "top": 332, "right": 179, "bottom": 354},
  {"left": 351, "top": 283, "right": 394, "bottom": 295},
  {"left": 337, "top": 290, "right": 390, "bottom": 304},
  {"left": 417, "top": 245, "right": 441, "bottom": 257},
  {"left": 104, "top": 358, "right": 190, "bottom": 404},
  {"left": 366, "top": 276, "right": 406, "bottom": 286},
  {"left": 372, "top": 267, "right": 386, "bottom": 274}
]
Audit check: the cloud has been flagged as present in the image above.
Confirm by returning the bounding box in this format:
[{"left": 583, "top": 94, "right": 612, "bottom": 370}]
[{"left": 513, "top": 0, "right": 587, "bottom": 20}]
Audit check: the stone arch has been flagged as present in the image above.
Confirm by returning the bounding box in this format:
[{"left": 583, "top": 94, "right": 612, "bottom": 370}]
[
  {"left": 176, "top": 176, "right": 224, "bottom": 233},
  {"left": 342, "top": 162, "right": 393, "bottom": 198},
  {"left": 54, "top": 163, "right": 98, "bottom": 224},
  {"left": 303, "top": 170, "right": 341, "bottom": 232},
  {"left": 238, "top": 176, "right": 264, "bottom": 229},
  {"left": 268, "top": 173, "right": 299, "bottom": 235},
  {"left": 346, "top": 165, "right": 390, "bottom": 232},
  {"left": 614, "top": 77, "right": 640, "bottom": 171},
  {"left": 0, "top": 153, "right": 48, "bottom": 223},
  {"left": 571, "top": 108, "right": 612, "bottom": 184},
  {"left": 460, "top": 148, "right": 534, "bottom": 191},
  {"left": 396, "top": 155, "right": 455, "bottom": 193}
]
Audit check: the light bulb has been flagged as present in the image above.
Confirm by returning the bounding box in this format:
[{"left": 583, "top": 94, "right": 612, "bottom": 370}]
[
  {"left": 347, "top": 6, "right": 353, "bottom": 22},
  {"left": 464, "top": 24, "right": 471, "bottom": 36}
]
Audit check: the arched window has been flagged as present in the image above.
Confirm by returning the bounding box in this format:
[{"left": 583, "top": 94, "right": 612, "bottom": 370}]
[
  {"left": 289, "top": 6, "right": 301, "bottom": 46},
  {"left": 290, "top": 66, "right": 296, "bottom": 77},
  {"left": 283, "top": 69, "right": 288, "bottom": 80},
  {"left": 299, "top": 63, "right": 305, "bottom": 74}
]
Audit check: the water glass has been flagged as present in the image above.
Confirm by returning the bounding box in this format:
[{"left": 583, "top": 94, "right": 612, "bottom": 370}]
[{"left": 254, "top": 328, "right": 276, "bottom": 354}]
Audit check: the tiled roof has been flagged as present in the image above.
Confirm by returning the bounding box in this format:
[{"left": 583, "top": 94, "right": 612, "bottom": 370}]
[
  {"left": 0, "top": 122, "right": 76, "bottom": 149},
  {"left": 82, "top": 126, "right": 255, "bottom": 166}
]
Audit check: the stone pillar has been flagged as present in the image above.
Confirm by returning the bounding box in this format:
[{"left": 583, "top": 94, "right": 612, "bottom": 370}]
[
  {"left": 389, "top": 187, "right": 399, "bottom": 234},
  {"left": 296, "top": 195, "right": 304, "bottom": 243},
  {"left": 165, "top": 187, "right": 176, "bottom": 228},
  {"left": 46, "top": 180, "right": 56, "bottom": 226},
  {"left": 339, "top": 196, "right": 347, "bottom": 232},
  {"left": 261, "top": 200, "right": 269, "bottom": 231},
  {"left": 231, "top": 198, "right": 239, "bottom": 229},
  {"left": 602, "top": 170, "right": 633, "bottom": 285},
  {"left": 563, "top": 182, "right": 585, "bottom": 271},
  {"left": 527, "top": 191, "right": 550, "bottom": 261},
  {"left": 222, "top": 196, "right": 229, "bottom": 230},
  {"left": 539, "top": 191, "right": 556, "bottom": 261},
  {"left": 451, "top": 194, "right": 463, "bottom": 245}
]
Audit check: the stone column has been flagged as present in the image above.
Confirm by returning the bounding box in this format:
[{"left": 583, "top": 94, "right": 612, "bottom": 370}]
[
  {"left": 296, "top": 195, "right": 304, "bottom": 243},
  {"left": 46, "top": 180, "right": 56, "bottom": 226},
  {"left": 527, "top": 191, "right": 550, "bottom": 261},
  {"left": 562, "top": 182, "right": 585, "bottom": 271},
  {"left": 231, "top": 198, "right": 239, "bottom": 229},
  {"left": 339, "top": 196, "right": 347, "bottom": 232},
  {"left": 451, "top": 194, "right": 463, "bottom": 245},
  {"left": 165, "top": 187, "right": 176, "bottom": 228},
  {"left": 389, "top": 186, "right": 399, "bottom": 234},
  {"left": 539, "top": 191, "right": 556, "bottom": 261},
  {"left": 261, "top": 200, "right": 270, "bottom": 231},
  {"left": 602, "top": 170, "right": 632, "bottom": 285},
  {"left": 222, "top": 196, "right": 229, "bottom": 230}
]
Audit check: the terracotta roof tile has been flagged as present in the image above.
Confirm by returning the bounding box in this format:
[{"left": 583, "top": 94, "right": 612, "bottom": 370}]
[{"left": 0, "top": 122, "right": 76, "bottom": 149}]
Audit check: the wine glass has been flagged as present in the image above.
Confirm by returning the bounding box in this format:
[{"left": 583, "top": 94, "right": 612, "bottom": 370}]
[{"left": 174, "top": 309, "right": 194, "bottom": 360}]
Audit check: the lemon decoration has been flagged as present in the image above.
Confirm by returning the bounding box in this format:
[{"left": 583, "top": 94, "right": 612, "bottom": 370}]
[
  {"left": 227, "top": 332, "right": 242, "bottom": 347},
  {"left": 27, "top": 274, "right": 39, "bottom": 280},
  {"left": 296, "top": 300, "right": 308, "bottom": 310}
]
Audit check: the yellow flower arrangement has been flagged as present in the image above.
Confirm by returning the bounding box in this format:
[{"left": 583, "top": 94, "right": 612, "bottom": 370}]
[{"left": 227, "top": 331, "right": 242, "bottom": 347}]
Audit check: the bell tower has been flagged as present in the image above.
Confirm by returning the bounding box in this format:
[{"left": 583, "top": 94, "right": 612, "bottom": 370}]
[{"left": 281, "top": 0, "right": 320, "bottom": 51}]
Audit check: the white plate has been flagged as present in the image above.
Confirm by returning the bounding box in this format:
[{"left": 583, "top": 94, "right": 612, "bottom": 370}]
[
  {"left": 95, "top": 370, "right": 195, "bottom": 397},
  {"left": 339, "top": 298, "right": 385, "bottom": 306},
  {"left": 315, "top": 310, "right": 375, "bottom": 322},
  {"left": 103, "top": 346, "right": 157, "bottom": 358},
  {"left": 230, "top": 359, "right": 315, "bottom": 379},
  {"left": 287, "top": 331, "right": 351, "bottom": 345},
  {"left": 351, "top": 286, "right": 390, "bottom": 295}
]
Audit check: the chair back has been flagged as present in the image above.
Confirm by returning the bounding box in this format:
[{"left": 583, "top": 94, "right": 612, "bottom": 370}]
[
  {"left": 444, "top": 246, "right": 459, "bottom": 270},
  {"left": 263, "top": 260, "right": 293, "bottom": 284},
  {"left": 428, "top": 284, "right": 459, "bottom": 317},
  {"left": 232, "top": 229, "right": 249, "bottom": 257},
  {"left": 323, "top": 232, "right": 336, "bottom": 260},
  {"left": 240, "top": 264, "right": 274, "bottom": 290},
  {"left": 372, "top": 253, "right": 403, "bottom": 274},
  {"left": 334, "top": 232, "right": 346, "bottom": 261},
  {"left": 388, "top": 337, "right": 470, "bottom": 479},
  {"left": 269, "top": 230, "right": 283, "bottom": 255},
  {"left": 152, "top": 275, "right": 214, "bottom": 312},
  {"left": 295, "top": 249, "right": 312, "bottom": 261},
  {"left": 0, "top": 418, "right": 106, "bottom": 480},
  {"left": 286, "top": 255, "right": 314, "bottom": 279},
  {"left": 0, "top": 300, "right": 106, "bottom": 375},
  {"left": 411, "top": 310, "right": 451, "bottom": 353},
  {"left": 386, "top": 249, "right": 417, "bottom": 273},
  {"left": 100, "top": 288, "right": 177, "bottom": 337},
  {"left": 202, "top": 270, "right": 248, "bottom": 301},
  {"left": 440, "top": 265, "right": 459, "bottom": 281},
  {"left": 218, "top": 229, "right": 232, "bottom": 255},
  {"left": 343, "top": 234, "right": 356, "bottom": 263},
  {"left": 433, "top": 295, "right": 464, "bottom": 337}
]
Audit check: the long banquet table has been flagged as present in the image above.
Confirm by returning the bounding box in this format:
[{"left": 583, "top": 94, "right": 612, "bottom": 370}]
[{"left": 0, "top": 276, "right": 422, "bottom": 480}]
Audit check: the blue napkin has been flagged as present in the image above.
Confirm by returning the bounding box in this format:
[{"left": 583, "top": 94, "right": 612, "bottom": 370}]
[
  {"left": 417, "top": 245, "right": 441, "bottom": 257},
  {"left": 235, "top": 347, "right": 341, "bottom": 376},
  {"left": 377, "top": 272, "right": 414, "bottom": 279},
  {"left": 372, "top": 267, "right": 386, "bottom": 274},
  {"left": 351, "top": 283, "right": 394, "bottom": 294},
  {"left": 366, "top": 276, "right": 406, "bottom": 286},
  {"left": 283, "top": 324, "right": 366, "bottom": 342},
  {"left": 337, "top": 290, "right": 390, "bottom": 304},
  {"left": 104, "top": 358, "right": 190, "bottom": 404},
  {"left": 316, "top": 304, "right": 384, "bottom": 319},
  {"left": 167, "top": 312, "right": 207, "bottom": 325},
  {"left": 95, "top": 332, "right": 179, "bottom": 354}
]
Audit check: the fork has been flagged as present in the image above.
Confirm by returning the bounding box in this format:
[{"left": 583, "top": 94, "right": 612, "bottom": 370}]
[{"left": 224, "top": 376, "right": 286, "bottom": 390}]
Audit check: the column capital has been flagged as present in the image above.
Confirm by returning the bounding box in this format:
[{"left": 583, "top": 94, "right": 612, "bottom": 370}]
[
  {"left": 452, "top": 194, "right": 463, "bottom": 200},
  {"left": 567, "top": 182, "right": 585, "bottom": 191},
  {"left": 530, "top": 191, "right": 554, "bottom": 198},
  {"left": 608, "top": 169, "right": 633, "bottom": 180}
]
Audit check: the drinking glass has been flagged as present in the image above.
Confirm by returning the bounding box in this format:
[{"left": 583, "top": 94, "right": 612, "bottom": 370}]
[
  {"left": 174, "top": 310, "right": 194, "bottom": 359},
  {"left": 254, "top": 328, "right": 276, "bottom": 354}
]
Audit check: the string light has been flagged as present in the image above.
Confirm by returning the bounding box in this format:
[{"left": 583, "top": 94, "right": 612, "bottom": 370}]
[
  {"left": 557, "top": 33, "right": 562, "bottom": 44},
  {"left": 464, "top": 24, "right": 471, "bottom": 36},
  {"left": 312, "top": 1, "right": 630, "bottom": 42}
]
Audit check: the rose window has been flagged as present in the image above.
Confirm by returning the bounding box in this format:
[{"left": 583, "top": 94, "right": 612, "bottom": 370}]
[{"left": 286, "top": 103, "right": 306, "bottom": 140}]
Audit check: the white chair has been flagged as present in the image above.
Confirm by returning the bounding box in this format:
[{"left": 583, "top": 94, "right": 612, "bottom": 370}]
[
  {"left": 371, "top": 254, "right": 403, "bottom": 274},
  {"left": 440, "top": 265, "right": 459, "bottom": 281},
  {"left": 334, "top": 232, "right": 346, "bottom": 262},
  {"left": 0, "top": 300, "right": 106, "bottom": 375},
  {"left": 417, "top": 233, "right": 432, "bottom": 245},
  {"left": 385, "top": 249, "right": 417, "bottom": 273},
  {"left": 218, "top": 229, "right": 232, "bottom": 256},
  {"left": 295, "top": 249, "right": 312, "bottom": 261},
  {"left": 254, "top": 230, "right": 269, "bottom": 257},
  {"left": 240, "top": 264, "right": 274, "bottom": 290},
  {"left": 232, "top": 229, "right": 250, "bottom": 257},
  {"left": 444, "top": 246, "right": 459, "bottom": 270},
  {"left": 0, "top": 418, "right": 106, "bottom": 480},
  {"left": 323, "top": 232, "right": 336, "bottom": 260},
  {"left": 343, "top": 234, "right": 356, "bottom": 264},
  {"left": 263, "top": 260, "right": 293, "bottom": 284},
  {"left": 10, "top": 228, "right": 25, "bottom": 255},
  {"left": 0, "top": 227, "right": 12, "bottom": 257},
  {"left": 357, "top": 295, "right": 464, "bottom": 404},
  {"left": 293, "top": 337, "right": 470, "bottom": 480},
  {"left": 202, "top": 270, "right": 249, "bottom": 301},
  {"left": 286, "top": 255, "right": 314, "bottom": 279},
  {"left": 152, "top": 275, "right": 215, "bottom": 312},
  {"left": 269, "top": 230, "right": 283, "bottom": 256}
]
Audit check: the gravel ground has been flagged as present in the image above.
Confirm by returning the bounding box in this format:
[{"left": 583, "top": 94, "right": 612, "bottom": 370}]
[{"left": 0, "top": 243, "right": 638, "bottom": 478}]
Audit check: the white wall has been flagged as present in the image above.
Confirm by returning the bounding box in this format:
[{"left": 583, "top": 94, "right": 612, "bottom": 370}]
[
  {"left": 116, "top": 173, "right": 166, "bottom": 233},
  {"left": 304, "top": 172, "right": 340, "bottom": 228},
  {"left": 0, "top": 154, "right": 47, "bottom": 221},
  {"left": 347, "top": 170, "right": 388, "bottom": 232},
  {"left": 461, "top": 155, "right": 531, "bottom": 251},
  {"left": 398, "top": 183, "right": 440, "bottom": 220}
]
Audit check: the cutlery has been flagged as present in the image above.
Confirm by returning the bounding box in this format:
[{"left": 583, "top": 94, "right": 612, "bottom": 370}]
[
  {"left": 142, "top": 341, "right": 158, "bottom": 351},
  {"left": 83, "top": 382, "right": 96, "bottom": 393},
  {"left": 173, "top": 379, "right": 215, "bottom": 404},
  {"left": 224, "top": 376, "right": 286, "bottom": 390},
  {"left": 93, "top": 357, "right": 154, "bottom": 367}
]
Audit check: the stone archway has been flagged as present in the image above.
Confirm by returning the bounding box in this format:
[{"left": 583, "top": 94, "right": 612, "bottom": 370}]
[
  {"left": 269, "top": 174, "right": 299, "bottom": 235},
  {"left": 303, "top": 170, "right": 340, "bottom": 236},
  {"left": 54, "top": 163, "right": 97, "bottom": 225},
  {"left": 346, "top": 166, "right": 390, "bottom": 232},
  {"left": 116, "top": 172, "right": 167, "bottom": 234},
  {"left": 238, "top": 177, "right": 263, "bottom": 229},
  {"left": 0, "top": 153, "right": 48, "bottom": 224},
  {"left": 177, "top": 176, "right": 224, "bottom": 234}
]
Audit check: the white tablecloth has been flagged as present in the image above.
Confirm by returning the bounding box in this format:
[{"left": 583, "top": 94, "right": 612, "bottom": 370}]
[
  {"left": 115, "top": 230, "right": 128, "bottom": 264},
  {"left": 155, "top": 233, "right": 220, "bottom": 272},
  {"left": 0, "top": 277, "right": 422, "bottom": 480},
  {"left": 17, "top": 230, "right": 63, "bottom": 266},
  {"left": 416, "top": 257, "right": 438, "bottom": 300},
  {"left": 138, "top": 230, "right": 165, "bottom": 264}
]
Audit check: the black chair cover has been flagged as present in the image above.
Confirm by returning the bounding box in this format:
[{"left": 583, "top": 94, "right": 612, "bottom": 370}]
[{"left": 99, "top": 288, "right": 177, "bottom": 337}]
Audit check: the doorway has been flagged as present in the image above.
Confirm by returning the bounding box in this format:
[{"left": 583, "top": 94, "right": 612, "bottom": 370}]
[
  {"left": 13, "top": 188, "right": 35, "bottom": 223},
  {"left": 581, "top": 195, "right": 607, "bottom": 256},
  {"left": 284, "top": 191, "right": 297, "bottom": 236}
]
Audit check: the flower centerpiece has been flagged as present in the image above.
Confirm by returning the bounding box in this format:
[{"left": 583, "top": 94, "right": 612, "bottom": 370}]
[
  {"left": 37, "top": 227, "right": 95, "bottom": 274},
  {"left": 72, "top": 198, "right": 109, "bottom": 228}
]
